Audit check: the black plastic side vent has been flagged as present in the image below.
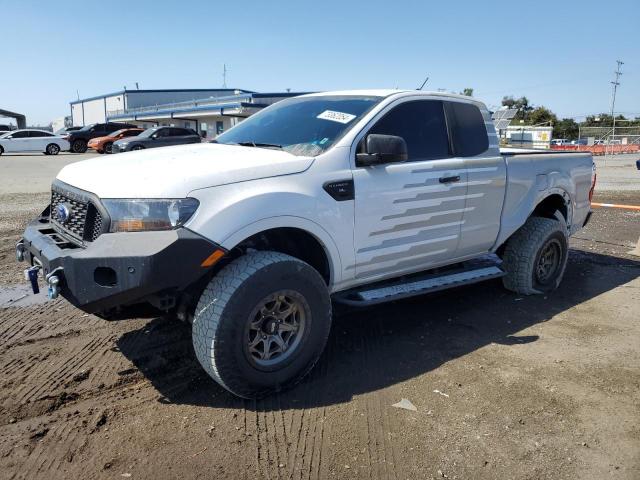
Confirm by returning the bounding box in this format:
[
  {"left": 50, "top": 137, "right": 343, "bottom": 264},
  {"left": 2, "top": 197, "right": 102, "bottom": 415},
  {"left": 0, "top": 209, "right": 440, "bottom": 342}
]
[{"left": 323, "top": 179, "right": 354, "bottom": 201}]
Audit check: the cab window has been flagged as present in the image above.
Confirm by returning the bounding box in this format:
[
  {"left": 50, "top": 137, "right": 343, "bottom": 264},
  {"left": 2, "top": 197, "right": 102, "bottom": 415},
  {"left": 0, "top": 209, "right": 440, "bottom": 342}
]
[
  {"left": 364, "top": 100, "right": 451, "bottom": 161},
  {"left": 444, "top": 101, "right": 489, "bottom": 157}
]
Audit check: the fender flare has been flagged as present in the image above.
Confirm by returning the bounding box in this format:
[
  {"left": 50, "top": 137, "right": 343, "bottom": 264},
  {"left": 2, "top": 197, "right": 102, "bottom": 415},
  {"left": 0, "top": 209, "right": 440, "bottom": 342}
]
[
  {"left": 219, "top": 215, "right": 343, "bottom": 287},
  {"left": 536, "top": 187, "right": 573, "bottom": 226}
]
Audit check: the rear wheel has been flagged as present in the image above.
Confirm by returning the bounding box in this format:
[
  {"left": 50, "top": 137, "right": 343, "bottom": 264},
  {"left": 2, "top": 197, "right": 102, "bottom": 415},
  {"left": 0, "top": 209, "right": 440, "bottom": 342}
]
[
  {"left": 71, "top": 139, "right": 87, "bottom": 153},
  {"left": 104, "top": 142, "right": 113, "bottom": 154},
  {"left": 192, "top": 251, "right": 332, "bottom": 398},
  {"left": 0, "top": 145, "right": 4, "bottom": 155},
  {"left": 502, "top": 216, "right": 568, "bottom": 295},
  {"left": 45, "top": 143, "right": 60, "bottom": 155}
]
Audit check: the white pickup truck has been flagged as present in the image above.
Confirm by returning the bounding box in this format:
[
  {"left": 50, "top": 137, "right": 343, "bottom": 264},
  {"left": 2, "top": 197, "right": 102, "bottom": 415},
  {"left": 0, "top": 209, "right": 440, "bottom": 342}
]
[{"left": 17, "top": 90, "right": 595, "bottom": 398}]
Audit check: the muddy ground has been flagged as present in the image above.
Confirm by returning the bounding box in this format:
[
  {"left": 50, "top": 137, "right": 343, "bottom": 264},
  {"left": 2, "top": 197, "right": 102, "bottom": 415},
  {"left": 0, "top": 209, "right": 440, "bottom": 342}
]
[{"left": 0, "top": 189, "right": 639, "bottom": 479}]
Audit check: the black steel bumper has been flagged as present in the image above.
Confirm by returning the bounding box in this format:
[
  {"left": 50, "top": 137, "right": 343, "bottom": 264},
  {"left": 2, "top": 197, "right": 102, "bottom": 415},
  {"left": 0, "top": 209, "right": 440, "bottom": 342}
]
[{"left": 20, "top": 216, "right": 222, "bottom": 314}]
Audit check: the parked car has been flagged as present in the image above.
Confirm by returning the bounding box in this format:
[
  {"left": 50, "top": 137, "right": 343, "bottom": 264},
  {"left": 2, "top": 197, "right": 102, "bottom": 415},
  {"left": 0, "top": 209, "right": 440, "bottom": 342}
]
[
  {"left": 65, "top": 122, "right": 137, "bottom": 153},
  {"left": 112, "top": 126, "right": 200, "bottom": 153},
  {"left": 551, "top": 138, "right": 570, "bottom": 146},
  {"left": 88, "top": 128, "right": 144, "bottom": 154},
  {"left": 0, "top": 129, "right": 70, "bottom": 155},
  {"left": 17, "top": 90, "right": 595, "bottom": 398}
]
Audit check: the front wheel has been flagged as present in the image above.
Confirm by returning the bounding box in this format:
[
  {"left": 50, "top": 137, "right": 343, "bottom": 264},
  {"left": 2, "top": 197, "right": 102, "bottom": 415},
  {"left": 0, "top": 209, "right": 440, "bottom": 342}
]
[
  {"left": 131, "top": 145, "right": 144, "bottom": 151},
  {"left": 192, "top": 251, "right": 332, "bottom": 398},
  {"left": 0, "top": 145, "right": 4, "bottom": 155},
  {"left": 71, "top": 139, "right": 87, "bottom": 153},
  {"left": 104, "top": 142, "right": 113, "bottom": 154},
  {"left": 502, "top": 216, "right": 569, "bottom": 295},
  {"left": 45, "top": 143, "right": 60, "bottom": 155}
]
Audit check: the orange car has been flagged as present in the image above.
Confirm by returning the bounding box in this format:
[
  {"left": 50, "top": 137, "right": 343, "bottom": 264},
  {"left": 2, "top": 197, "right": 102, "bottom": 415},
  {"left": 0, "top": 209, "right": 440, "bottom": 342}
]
[{"left": 88, "top": 128, "right": 143, "bottom": 154}]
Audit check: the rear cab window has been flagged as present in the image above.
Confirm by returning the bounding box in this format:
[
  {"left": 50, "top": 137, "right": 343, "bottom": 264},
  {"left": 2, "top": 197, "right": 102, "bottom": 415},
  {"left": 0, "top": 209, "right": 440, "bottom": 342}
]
[{"left": 444, "top": 101, "right": 489, "bottom": 157}]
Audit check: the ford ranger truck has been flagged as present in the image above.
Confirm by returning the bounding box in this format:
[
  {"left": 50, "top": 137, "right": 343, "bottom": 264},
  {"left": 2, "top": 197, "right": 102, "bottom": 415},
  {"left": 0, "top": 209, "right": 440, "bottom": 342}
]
[{"left": 17, "top": 90, "right": 596, "bottom": 398}]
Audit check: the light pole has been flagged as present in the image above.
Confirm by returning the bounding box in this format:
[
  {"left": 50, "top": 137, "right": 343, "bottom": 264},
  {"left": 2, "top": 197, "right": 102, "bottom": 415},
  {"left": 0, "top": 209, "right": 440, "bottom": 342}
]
[{"left": 608, "top": 60, "right": 624, "bottom": 155}]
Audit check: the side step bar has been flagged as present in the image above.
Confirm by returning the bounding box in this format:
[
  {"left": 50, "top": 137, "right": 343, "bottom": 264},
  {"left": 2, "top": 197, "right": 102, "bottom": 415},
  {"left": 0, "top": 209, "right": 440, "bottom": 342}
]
[{"left": 333, "top": 256, "right": 505, "bottom": 306}]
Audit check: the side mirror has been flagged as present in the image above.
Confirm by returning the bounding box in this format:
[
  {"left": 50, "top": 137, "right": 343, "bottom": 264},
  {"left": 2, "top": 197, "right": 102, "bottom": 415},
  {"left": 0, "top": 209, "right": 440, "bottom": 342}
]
[{"left": 356, "top": 134, "right": 408, "bottom": 166}]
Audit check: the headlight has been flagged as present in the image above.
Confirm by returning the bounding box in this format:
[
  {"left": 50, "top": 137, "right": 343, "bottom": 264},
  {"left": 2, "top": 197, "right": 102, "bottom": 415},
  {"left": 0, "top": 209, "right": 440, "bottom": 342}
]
[{"left": 103, "top": 198, "right": 199, "bottom": 232}]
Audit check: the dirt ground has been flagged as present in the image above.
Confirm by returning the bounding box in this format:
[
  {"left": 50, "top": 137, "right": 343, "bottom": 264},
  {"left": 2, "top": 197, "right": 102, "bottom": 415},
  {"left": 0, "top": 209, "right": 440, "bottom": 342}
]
[{"left": 0, "top": 186, "right": 639, "bottom": 479}]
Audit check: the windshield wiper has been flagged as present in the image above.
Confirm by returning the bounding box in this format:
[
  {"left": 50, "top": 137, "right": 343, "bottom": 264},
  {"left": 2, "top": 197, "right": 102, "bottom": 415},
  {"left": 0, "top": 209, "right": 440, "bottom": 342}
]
[{"left": 236, "top": 141, "right": 283, "bottom": 149}]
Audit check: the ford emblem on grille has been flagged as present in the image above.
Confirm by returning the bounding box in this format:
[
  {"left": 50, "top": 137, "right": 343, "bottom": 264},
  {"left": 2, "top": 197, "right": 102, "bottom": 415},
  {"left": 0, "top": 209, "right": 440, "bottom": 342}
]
[{"left": 56, "top": 203, "right": 72, "bottom": 223}]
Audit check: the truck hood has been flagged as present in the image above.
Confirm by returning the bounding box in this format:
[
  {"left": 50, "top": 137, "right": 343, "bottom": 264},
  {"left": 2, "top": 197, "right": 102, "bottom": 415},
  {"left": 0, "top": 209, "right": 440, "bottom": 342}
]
[{"left": 56, "top": 143, "right": 314, "bottom": 198}]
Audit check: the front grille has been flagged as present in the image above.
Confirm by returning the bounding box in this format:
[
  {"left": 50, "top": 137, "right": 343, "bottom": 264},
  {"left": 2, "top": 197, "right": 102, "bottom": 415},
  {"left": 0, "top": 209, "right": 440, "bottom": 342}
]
[{"left": 50, "top": 186, "right": 105, "bottom": 243}]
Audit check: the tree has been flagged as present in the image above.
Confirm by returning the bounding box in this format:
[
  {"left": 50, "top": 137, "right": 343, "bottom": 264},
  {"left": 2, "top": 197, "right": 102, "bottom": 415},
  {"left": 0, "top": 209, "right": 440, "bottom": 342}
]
[
  {"left": 460, "top": 88, "right": 473, "bottom": 97},
  {"left": 527, "top": 106, "right": 557, "bottom": 126},
  {"left": 553, "top": 118, "right": 579, "bottom": 140},
  {"left": 502, "top": 95, "right": 533, "bottom": 122}
]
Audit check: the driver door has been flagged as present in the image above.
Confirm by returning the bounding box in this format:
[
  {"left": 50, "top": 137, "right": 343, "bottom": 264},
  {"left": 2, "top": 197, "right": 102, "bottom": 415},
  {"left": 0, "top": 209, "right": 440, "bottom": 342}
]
[
  {"left": 7, "top": 131, "right": 32, "bottom": 152},
  {"left": 352, "top": 99, "right": 467, "bottom": 281}
]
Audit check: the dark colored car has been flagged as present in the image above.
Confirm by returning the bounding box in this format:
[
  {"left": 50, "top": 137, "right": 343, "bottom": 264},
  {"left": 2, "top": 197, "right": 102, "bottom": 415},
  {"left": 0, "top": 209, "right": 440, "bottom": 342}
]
[
  {"left": 112, "top": 126, "right": 201, "bottom": 153},
  {"left": 66, "top": 122, "right": 137, "bottom": 153}
]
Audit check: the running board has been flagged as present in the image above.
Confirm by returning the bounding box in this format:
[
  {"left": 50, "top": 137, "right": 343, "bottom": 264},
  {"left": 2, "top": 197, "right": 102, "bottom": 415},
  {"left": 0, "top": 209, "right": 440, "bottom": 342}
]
[{"left": 333, "top": 256, "right": 505, "bottom": 306}]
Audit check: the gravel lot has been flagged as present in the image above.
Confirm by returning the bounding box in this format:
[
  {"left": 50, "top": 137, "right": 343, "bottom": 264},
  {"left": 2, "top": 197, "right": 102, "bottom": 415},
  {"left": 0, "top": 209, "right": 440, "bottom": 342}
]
[{"left": 0, "top": 153, "right": 639, "bottom": 479}]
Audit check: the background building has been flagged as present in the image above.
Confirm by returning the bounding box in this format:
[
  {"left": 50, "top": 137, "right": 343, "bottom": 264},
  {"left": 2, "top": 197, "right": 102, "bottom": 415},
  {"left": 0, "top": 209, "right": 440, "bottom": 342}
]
[{"left": 70, "top": 88, "right": 308, "bottom": 138}]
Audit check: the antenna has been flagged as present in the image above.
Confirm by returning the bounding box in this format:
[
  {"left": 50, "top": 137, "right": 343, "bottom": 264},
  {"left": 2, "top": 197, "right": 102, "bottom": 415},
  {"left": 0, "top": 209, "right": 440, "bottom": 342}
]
[
  {"left": 222, "top": 64, "right": 228, "bottom": 88},
  {"left": 417, "top": 76, "right": 430, "bottom": 90}
]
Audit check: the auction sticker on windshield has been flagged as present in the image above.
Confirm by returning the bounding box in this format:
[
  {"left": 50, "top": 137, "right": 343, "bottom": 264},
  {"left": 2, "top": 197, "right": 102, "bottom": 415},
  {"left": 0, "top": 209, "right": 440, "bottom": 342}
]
[{"left": 317, "top": 110, "right": 357, "bottom": 124}]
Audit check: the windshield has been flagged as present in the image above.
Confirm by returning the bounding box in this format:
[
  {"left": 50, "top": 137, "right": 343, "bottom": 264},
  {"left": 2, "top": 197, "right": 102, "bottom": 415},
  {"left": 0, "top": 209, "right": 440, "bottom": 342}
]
[
  {"left": 0, "top": 131, "right": 10, "bottom": 139},
  {"left": 138, "top": 128, "right": 158, "bottom": 138},
  {"left": 78, "top": 124, "right": 95, "bottom": 132},
  {"left": 109, "top": 129, "right": 127, "bottom": 138},
  {"left": 215, "top": 95, "right": 382, "bottom": 156}
]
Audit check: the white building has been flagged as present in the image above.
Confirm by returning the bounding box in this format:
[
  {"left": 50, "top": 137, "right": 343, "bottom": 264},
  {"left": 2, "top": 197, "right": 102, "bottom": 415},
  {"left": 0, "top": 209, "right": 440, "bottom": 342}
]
[
  {"left": 506, "top": 126, "right": 553, "bottom": 149},
  {"left": 70, "top": 88, "right": 308, "bottom": 139}
]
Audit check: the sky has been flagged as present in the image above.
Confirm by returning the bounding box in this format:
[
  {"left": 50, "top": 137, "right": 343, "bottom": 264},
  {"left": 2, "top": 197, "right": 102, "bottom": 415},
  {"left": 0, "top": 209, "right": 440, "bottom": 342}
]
[{"left": 1, "top": 0, "right": 638, "bottom": 126}]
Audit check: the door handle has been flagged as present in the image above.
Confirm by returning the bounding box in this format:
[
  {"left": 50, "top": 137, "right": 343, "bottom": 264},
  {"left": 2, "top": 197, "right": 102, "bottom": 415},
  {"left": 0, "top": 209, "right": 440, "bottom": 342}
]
[{"left": 439, "top": 175, "right": 461, "bottom": 184}]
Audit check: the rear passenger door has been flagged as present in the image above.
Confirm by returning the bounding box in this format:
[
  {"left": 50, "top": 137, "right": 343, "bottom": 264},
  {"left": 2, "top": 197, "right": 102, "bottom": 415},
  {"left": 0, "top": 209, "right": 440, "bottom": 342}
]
[
  {"left": 443, "top": 101, "right": 506, "bottom": 257},
  {"left": 28, "top": 130, "right": 54, "bottom": 151},
  {"left": 170, "top": 128, "right": 198, "bottom": 145},
  {"left": 352, "top": 99, "right": 468, "bottom": 281}
]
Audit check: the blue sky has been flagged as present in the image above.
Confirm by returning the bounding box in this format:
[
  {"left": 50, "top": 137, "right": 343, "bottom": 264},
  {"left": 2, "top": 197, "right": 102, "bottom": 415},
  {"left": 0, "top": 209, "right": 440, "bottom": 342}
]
[{"left": 1, "top": 0, "right": 638, "bottom": 125}]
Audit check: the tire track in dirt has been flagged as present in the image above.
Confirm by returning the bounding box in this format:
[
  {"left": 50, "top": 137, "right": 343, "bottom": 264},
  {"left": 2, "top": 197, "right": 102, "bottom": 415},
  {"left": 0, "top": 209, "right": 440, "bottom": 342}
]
[{"left": 362, "top": 318, "right": 401, "bottom": 480}]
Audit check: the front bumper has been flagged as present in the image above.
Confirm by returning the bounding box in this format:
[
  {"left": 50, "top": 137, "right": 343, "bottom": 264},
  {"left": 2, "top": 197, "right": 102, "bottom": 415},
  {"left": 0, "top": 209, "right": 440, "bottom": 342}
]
[{"left": 20, "top": 215, "right": 222, "bottom": 315}]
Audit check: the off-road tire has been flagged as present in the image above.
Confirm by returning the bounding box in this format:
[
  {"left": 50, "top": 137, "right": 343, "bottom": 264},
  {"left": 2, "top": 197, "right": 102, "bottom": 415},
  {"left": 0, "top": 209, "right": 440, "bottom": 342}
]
[
  {"left": 192, "top": 251, "right": 332, "bottom": 398},
  {"left": 71, "top": 139, "right": 87, "bottom": 153},
  {"left": 502, "top": 216, "right": 568, "bottom": 295}
]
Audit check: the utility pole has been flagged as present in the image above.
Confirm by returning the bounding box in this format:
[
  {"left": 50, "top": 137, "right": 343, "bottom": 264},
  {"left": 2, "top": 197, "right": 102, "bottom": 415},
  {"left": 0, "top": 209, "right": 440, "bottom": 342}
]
[
  {"left": 222, "top": 64, "right": 228, "bottom": 88},
  {"left": 609, "top": 60, "right": 623, "bottom": 153}
]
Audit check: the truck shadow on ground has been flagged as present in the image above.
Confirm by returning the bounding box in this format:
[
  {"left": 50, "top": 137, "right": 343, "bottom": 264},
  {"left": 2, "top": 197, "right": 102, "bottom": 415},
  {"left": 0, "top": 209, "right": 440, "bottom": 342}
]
[{"left": 116, "top": 249, "right": 640, "bottom": 411}]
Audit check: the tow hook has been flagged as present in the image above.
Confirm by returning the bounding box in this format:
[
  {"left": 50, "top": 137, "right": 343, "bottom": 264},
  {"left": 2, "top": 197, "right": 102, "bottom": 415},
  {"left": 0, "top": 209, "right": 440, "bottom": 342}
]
[
  {"left": 46, "top": 267, "right": 64, "bottom": 300},
  {"left": 15, "top": 241, "right": 25, "bottom": 262},
  {"left": 25, "top": 265, "right": 41, "bottom": 294}
]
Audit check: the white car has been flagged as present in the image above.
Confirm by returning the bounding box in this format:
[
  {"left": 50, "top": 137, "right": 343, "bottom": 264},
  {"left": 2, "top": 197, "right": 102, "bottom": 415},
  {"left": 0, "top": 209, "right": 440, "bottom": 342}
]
[{"left": 0, "top": 129, "right": 70, "bottom": 155}]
